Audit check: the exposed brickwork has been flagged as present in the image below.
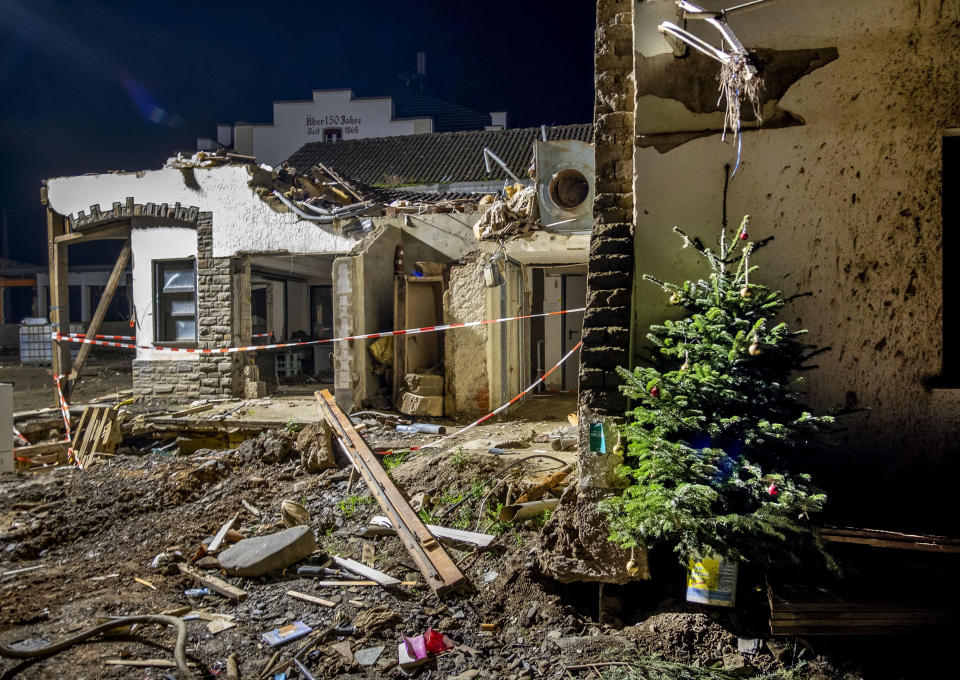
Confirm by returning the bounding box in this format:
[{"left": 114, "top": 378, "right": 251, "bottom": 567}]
[
  {"left": 579, "top": 0, "right": 635, "bottom": 418},
  {"left": 132, "top": 212, "right": 241, "bottom": 402}
]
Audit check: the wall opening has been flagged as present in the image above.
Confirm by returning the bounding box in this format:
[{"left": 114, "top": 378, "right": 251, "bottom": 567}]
[{"left": 548, "top": 169, "right": 590, "bottom": 210}]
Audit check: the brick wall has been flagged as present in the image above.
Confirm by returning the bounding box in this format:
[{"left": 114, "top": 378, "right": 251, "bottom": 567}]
[
  {"left": 579, "top": 0, "right": 636, "bottom": 421},
  {"left": 133, "top": 212, "right": 240, "bottom": 402}
]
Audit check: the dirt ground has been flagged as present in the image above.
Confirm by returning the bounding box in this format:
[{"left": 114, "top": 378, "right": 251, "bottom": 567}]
[
  {"left": 0, "top": 354, "right": 132, "bottom": 413},
  {"left": 0, "top": 395, "right": 933, "bottom": 680}
]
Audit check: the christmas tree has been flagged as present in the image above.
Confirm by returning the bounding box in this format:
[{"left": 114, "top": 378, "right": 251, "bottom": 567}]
[{"left": 600, "top": 217, "right": 834, "bottom": 571}]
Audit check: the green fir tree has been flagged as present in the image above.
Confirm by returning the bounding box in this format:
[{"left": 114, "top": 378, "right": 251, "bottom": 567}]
[{"left": 600, "top": 217, "right": 835, "bottom": 571}]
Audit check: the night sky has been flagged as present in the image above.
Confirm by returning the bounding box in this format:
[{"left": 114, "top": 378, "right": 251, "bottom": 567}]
[{"left": 0, "top": 0, "right": 595, "bottom": 266}]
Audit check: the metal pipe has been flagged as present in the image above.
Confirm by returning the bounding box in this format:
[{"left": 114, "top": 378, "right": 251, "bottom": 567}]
[
  {"left": 658, "top": 21, "right": 731, "bottom": 65},
  {"left": 413, "top": 423, "right": 446, "bottom": 435},
  {"left": 483, "top": 148, "right": 521, "bottom": 184}
]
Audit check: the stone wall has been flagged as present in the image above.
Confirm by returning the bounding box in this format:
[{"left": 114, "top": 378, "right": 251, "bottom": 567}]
[{"left": 133, "top": 212, "right": 240, "bottom": 401}]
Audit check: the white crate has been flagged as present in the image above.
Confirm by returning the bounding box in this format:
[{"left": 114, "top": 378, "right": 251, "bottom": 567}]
[{"left": 18, "top": 323, "right": 83, "bottom": 365}]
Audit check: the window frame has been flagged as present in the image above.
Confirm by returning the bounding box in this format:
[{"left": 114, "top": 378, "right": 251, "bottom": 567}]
[{"left": 153, "top": 258, "right": 198, "bottom": 347}]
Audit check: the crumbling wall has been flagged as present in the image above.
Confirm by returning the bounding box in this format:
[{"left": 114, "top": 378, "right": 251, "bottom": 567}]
[
  {"left": 578, "top": 0, "right": 636, "bottom": 481},
  {"left": 540, "top": 0, "right": 638, "bottom": 584},
  {"left": 630, "top": 0, "right": 960, "bottom": 526},
  {"left": 444, "top": 258, "right": 489, "bottom": 418},
  {"left": 133, "top": 213, "right": 240, "bottom": 401}
]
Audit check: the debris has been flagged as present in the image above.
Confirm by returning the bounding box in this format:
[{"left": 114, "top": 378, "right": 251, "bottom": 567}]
[
  {"left": 737, "top": 637, "right": 761, "bottom": 655},
  {"left": 0, "top": 564, "right": 44, "bottom": 579},
  {"left": 217, "top": 525, "right": 317, "bottom": 577},
  {"left": 567, "top": 413, "right": 578, "bottom": 426},
  {"left": 316, "top": 390, "right": 465, "bottom": 596},
  {"left": 262, "top": 621, "right": 312, "bottom": 647},
  {"left": 280, "top": 500, "right": 310, "bottom": 528},
  {"left": 480, "top": 623, "right": 497, "bottom": 632},
  {"left": 367, "top": 516, "right": 495, "bottom": 548},
  {"left": 208, "top": 512, "right": 241, "bottom": 552},
  {"left": 515, "top": 466, "right": 573, "bottom": 504},
  {"left": 332, "top": 641, "right": 354, "bottom": 663},
  {"left": 241, "top": 499, "right": 261, "bottom": 517},
  {"left": 177, "top": 563, "right": 247, "bottom": 602},
  {"left": 361, "top": 541, "right": 375, "bottom": 567},
  {"left": 207, "top": 617, "right": 237, "bottom": 634},
  {"left": 354, "top": 645, "right": 384, "bottom": 666},
  {"left": 150, "top": 551, "right": 184, "bottom": 573},
  {"left": 71, "top": 405, "right": 121, "bottom": 468},
  {"left": 399, "top": 628, "right": 455, "bottom": 672},
  {"left": 497, "top": 498, "right": 559, "bottom": 522},
  {"left": 550, "top": 438, "right": 576, "bottom": 451},
  {"left": 134, "top": 577, "right": 157, "bottom": 590},
  {"left": 285, "top": 590, "right": 335, "bottom": 608},
  {"left": 483, "top": 570, "right": 499, "bottom": 583},
  {"left": 353, "top": 607, "right": 401, "bottom": 634},
  {"left": 104, "top": 658, "right": 195, "bottom": 669},
  {"left": 399, "top": 392, "right": 443, "bottom": 417},
  {"left": 226, "top": 654, "right": 239, "bottom": 680},
  {"left": 296, "top": 423, "right": 336, "bottom": 472},
  {"left": 313, "top": 579, "right": 417, "bottom": 587}
]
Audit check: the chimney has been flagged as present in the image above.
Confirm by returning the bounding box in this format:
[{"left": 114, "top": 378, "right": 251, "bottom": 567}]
[
  {"left": 416, "top": 51, "right": 426, "bottom": 77},
  {"left": 216, "top": 124, "right": 233, "bottom": 148}
]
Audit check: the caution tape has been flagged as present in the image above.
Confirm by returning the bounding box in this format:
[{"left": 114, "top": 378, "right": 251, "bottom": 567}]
[
  {"left": 53, "top": 375, "right": 79, "bottom": 466},
  {"left": 397, "top": 340, "right": 583, "bottom": 454},
  {"left": 12, "top": 426, "right": 29, "bottom": 446},
  {"left": 68, "top": 333, "right": 136, "bottom": 341},
  {"left": 52, "top": 307, "right": 586, "bottom": 355}
]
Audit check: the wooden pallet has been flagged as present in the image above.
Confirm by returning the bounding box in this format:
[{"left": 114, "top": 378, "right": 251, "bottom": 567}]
[
  {"left": 13, "top": 442, "right": 70, "bottom": 474},
  {"left": 71, "top": 406, "right": 121, "bottom": 468}
]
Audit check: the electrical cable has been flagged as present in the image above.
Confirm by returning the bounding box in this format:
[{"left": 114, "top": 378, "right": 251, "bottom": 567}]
[{"left": 0, "top": 614, "right": 192, "bottom": 679}]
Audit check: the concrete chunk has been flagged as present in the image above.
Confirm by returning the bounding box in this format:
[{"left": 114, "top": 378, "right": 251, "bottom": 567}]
[
  {"left": 218, "top": 525, "right": 316, "bottom": 577},
  {"left": 405, "top": 373, "right": 444, "bottom": 396},
  {"left": 399, "top": 392, "right": 444, "bottom": 417}
]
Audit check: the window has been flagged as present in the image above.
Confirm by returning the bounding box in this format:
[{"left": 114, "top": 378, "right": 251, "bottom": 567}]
[
  {"left": 323, "top": 127, "right": 342, "bottom": 142},
  {"left": 154, "top": 259, "right": 196, "bottom": 342}
]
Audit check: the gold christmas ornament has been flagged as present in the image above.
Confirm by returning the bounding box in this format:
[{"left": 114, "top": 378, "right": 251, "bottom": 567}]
[
  {"left": 748, "top": 342, "right": 762, "bottom": 356},
  {"left": 669, "top": 292, "right": 681, "bottom": 305},
  {"left": 739, "top": 285, "right": 754, "bottom": 298},
  {"left": 625, "top": 558, "right": 641, "bottom": 575},
  {"left": 680, "top": 362, "right": 691, "bottom": 371}
]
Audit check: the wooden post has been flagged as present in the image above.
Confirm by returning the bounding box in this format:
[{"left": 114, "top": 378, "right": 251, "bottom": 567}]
[
  {"left": 69, "top": 238, "right": 131, "bottom": 381},
  {"left": 46, "top": 208, "right": 71, "bottom": 398}
]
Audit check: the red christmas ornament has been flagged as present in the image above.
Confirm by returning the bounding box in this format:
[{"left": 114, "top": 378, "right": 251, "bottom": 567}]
[
  {"left": 740, "top": 230, "right": 748, "bottom": 240},
  {"left": 767, "top": 483, "right": 778, "bottom": 496},
  {"left": 650, "top": 385, "right": 661, "bottom": 398}
]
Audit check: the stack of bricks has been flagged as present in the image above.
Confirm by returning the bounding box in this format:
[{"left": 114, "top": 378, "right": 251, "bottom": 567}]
[
  {"left": 132, "top": 213, "right": 240, "bottom": 401},
  {"left": 579, "top": 0, "right": 636, "bottom": 419}
]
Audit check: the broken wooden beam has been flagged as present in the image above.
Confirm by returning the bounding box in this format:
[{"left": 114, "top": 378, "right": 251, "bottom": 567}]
[
  {"left": 367, "top": 516, "right": 494, "bottom": 549},
  {"left": 330, "top": 555, "right": 400, "bottom": 587},
  {"left": 315, "top": 389, "right": 466, "bottom": 596},
  {"left": 177, "top": 563, "right": 247, "bottom": 602},
  {"left": 208, "top": 512, "right": 240, "bottom": 553}
]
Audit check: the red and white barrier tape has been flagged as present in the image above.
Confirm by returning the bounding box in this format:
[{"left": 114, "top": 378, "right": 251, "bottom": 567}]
[
  {"left": 394, "top": 340, "right": 582, "bottom": 455},
  {"left": 13, "top": 426, "right": 29, "bottom": 446},
  {"left": 252, "top": 332, "right": 273, "bottom": 338},
  {"left": 53, "top": 375, "right": 78, "bottom": 466},
  {"left": 68, "top": 333, "right": 136, "bottom": 341},
  {"left": 52, "top": 307, "right": 586, "bottom": 355}
]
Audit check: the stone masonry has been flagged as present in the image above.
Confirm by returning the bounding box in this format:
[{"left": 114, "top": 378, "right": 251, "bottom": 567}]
[
  {"left": 133, "top": 212, "right": 240, "bottom": 401},
  {"left": 579, "top": 0, "right": 636, "bottom": 427}
]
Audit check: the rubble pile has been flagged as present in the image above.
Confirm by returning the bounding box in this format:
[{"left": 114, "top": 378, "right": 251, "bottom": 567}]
[{"left": 473, "top": 184, "right": 540, "bottom": 241}]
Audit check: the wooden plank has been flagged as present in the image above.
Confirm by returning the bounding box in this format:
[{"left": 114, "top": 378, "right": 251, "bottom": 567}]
[
  {"left": 285, "top": 590, "right": 336, "bottom": 607},
  {"left": 13, "top": 442, "right": 69, "bottom": 458},
  {"left": 167, "top": 403, "right": 215, "bottom": 418},
  {"left": 330, "top": 555, "right": 401, "bottom": 586},
  {"left": 208, "top": 512, "right": 240, "bottom": 553},
  {"left": 313, "top": 580, "right": 418, "bottom": 587},
  {"left": 177, "top": 563, "right": 247, "bottom": 602},
  {"left": 70, "top": 239, "right": 131, "bottom": 381},
  {"left": 47, "top": 208, "right": 71, "bottom": 398},
  {"left": 316, "top": 390, "right": 465, "bottom": 596},
  {"left": 369, "top": 516, "right": 494, "bottom": 548},
  {"left": 54, "top": 223, "right": 130, "bottom": 245}
]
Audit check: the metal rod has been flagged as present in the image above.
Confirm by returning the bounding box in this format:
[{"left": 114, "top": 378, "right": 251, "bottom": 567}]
[{"left": 483, "top": 148, "right": 521, "bottom": 184}]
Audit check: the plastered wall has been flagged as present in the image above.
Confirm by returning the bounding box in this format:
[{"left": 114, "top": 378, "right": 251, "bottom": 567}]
[{"left": 630, "top": 0, "right": 960, "bottom": 523}]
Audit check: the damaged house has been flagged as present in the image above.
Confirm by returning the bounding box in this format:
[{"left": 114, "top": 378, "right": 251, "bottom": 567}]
[
  {"left": 43, "top": 124, "right": 594, "bottom": 421},
  {"left": 571, "top": 0, "right": 960, "bottom": 577}
]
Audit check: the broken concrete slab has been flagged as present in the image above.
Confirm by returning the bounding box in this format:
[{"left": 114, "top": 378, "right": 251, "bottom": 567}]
[
  {"left": 399, "top": 392, "right": 444, "bottom": 417},
  {"left": 218, "top": 525, "right": 316, "bottom": 577},
  {"left": 405, "top": 373, "right": 444, "bottom": 396}
]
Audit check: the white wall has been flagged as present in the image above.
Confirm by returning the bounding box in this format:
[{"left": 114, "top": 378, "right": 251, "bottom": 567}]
[
  {"left": 46, "top": 165, "right": 358, "bottom": 259},
  {"left": 131, "top": 227, "right": 198, "bottom": 361},
  {"left": 243, "top": 89, "right": 433, "bottom": 166}
]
